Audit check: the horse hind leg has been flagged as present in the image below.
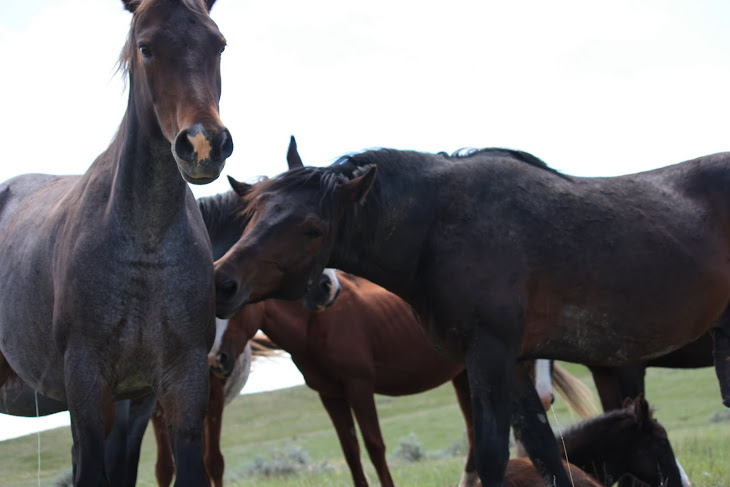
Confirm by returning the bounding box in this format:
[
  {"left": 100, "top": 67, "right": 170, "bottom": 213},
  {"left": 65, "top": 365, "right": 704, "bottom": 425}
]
[
  {"left": 347, "top": 384, "right": 395, "bottom": 487},
  {"left": 0, "top": 352, "right": 10, "bottom": 387},
  {"left": 204, "top": 374, "right": 227, "bottom": 487}
]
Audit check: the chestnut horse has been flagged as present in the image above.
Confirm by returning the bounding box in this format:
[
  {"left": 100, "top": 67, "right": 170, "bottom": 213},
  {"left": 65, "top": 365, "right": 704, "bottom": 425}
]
[
  {"left": 211, "top": 268, "right": 594, "bottom": 487},
  {"left": 213, "top": 138, "right": 730, "bottom": 486},
  {"left": 0, "top": 0, "right": 231, "bottom": 484},
  {"left": 507, "top": 396, "right": 684, "bottom": 487}
]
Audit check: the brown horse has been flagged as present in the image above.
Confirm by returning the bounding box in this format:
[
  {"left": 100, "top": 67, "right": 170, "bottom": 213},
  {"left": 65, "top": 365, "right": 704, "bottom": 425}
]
[
  {"left": 213, "top": 138, "right": 728, "bottom": 486},
  {"left": 210, "top": 269, "right": 593, "bottom": 487},
  {"left": 507, "top": 396, "right": 684, "bottom": 487},
  {"left": 0, "top": 1, "right": 231, "bottom": 484}
]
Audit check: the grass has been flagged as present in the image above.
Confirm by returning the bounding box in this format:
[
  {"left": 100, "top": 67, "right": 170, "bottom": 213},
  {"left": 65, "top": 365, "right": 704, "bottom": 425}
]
[{"left": 0, "top": 363, "right": 727, "bottom": 486}]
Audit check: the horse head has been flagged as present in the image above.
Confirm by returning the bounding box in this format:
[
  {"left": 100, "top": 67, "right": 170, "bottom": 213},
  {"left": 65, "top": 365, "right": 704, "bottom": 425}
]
[
  {"left": 622, "top": 395, "right": 689, "bottom": 487},
  {"left": 121, "top": 0, "right": 232, "bottom": 184},
  {"left": 214, "top": 137, "right": 376, "bottom": 318}
]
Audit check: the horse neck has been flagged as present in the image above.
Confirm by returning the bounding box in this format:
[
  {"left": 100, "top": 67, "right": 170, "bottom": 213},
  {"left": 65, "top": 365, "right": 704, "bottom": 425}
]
[
  {"left": 258, "top": 300, "right": 311, "bottom": 357},
  {"left": 329, "top": 162, "right": 438, "bottom": 302},
  {"left": 103, "top": 92, "right": 192, "bottom": 243},
  {"left": 559, "top": 415, "right": 630, "bottom": 485}
]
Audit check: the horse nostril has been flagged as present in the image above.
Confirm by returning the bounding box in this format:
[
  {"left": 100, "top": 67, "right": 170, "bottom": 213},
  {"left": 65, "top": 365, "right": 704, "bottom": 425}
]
[
  {"left": 174, "top": 128, "right": 196, "bottom": 163},
  {"left": 216, "top": 128, "right": 233, "bottom": 160}
]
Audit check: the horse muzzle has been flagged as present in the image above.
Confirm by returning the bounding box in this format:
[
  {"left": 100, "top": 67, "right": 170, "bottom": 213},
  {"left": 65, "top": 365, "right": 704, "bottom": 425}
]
[{"left": 173, "top": 123, "right": 233, "bottom": 184}]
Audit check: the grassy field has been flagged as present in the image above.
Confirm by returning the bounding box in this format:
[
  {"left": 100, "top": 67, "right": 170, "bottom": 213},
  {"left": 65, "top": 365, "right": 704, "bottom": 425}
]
[{"left": 0, "top": 362, "right": 728, "bottom": 486}]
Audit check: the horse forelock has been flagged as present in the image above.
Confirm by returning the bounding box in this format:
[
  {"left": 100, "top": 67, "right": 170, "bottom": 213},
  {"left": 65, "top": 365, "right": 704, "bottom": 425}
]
[
  {"left": 116, "top": 0, "right": 212, "bottom": 79},
  {"left": 240, "top": 166, "right": 344, "bottom": 221}
]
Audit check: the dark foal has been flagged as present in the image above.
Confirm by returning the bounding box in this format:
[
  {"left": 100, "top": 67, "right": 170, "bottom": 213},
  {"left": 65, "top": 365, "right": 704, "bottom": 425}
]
[
  {"left": 507, "top": 397, "right": 684, "bottom": 487},
  {"left": 214, "top": 138, "right": 730, "bottom": 486},
  {"left": 0, "top": 1, "right": 231, "bottom": 484}
]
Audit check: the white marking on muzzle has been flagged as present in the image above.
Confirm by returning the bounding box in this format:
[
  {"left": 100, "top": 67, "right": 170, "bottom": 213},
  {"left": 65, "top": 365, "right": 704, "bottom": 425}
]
[{"left": 322, "top": 268, "right": 341, "bottom": 304}]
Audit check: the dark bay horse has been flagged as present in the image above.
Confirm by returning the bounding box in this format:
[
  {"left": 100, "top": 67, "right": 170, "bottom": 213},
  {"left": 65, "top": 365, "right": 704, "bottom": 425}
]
[
  {"left": 211, "top": 268, "right": 594, "bottom": 487},
  {"left": 213, "top": 138, "right": 730, "bottom": 486},
  {"left": 508, "top": 396, "right": 685, "bottom": 487},
  {"left": 0, "top": 0, "right": 232, "bottom": 484}
]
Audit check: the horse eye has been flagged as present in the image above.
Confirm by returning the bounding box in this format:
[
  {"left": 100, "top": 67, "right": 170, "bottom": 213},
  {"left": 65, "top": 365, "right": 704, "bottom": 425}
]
[
  {"left": 303, "top": 227, "right": 324, "bottom": 239},
  {"left": 138, "top": 44, "right": 152, "bottom": 59}
]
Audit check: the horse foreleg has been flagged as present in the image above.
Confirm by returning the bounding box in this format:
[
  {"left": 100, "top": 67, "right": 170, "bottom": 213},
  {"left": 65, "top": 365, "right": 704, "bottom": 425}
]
[
  {"left": 319, "top": 393, "right": 370, "bottom": 487},
  {"left": 205, "top": 374, "right": 226, "bottom": 487},
  {"left": 347, "top": 383, "right": 394, "bottom": 487},
  {"left": 64, "top": 349, "right": 111, "bottom": 486},
  {"left": 151, "top": 402, "right": 175, "bottom": 487},
  {"left": 464, "top": 329, "right": 516, "bottom": 487},
  {"left": 451, "top": 370, "right": 478, "bottom": 487},
  {"left": 157, "top": 359, "right": 210, "bottom": 487},
  {"left": 713, "top": 323, "right": 730, "bottom": 407},
  {"left": 510, "top": 364, "right": 571, "bottom": 487}
]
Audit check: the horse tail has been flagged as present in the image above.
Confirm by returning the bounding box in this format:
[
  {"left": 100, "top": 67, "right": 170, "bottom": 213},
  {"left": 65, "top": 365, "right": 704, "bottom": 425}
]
[
  {"left": 249, "top": 332, "right": 283, "bottom": 358},
  {"left": 552, "top": 363, "right": 599, "bottom": 419}
]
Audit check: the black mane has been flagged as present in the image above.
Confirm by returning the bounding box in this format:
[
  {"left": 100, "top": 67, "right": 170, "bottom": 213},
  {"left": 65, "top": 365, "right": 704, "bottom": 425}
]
[{"left": 197, "top": 190, "right": 243, "bottom": 235}]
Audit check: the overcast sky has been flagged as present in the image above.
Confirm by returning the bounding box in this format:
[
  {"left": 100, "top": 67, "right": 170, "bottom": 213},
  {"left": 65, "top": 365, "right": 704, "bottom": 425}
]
[
  {"left": 1, "top": 0, "right": 730, "bottom": 201},
  {"left": 1, "top": 0, "right": 729, "bottom": 441}
]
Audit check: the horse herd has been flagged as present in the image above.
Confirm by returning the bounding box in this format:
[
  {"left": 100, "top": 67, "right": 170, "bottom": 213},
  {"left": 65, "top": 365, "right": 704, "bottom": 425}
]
[{"left": 0, "top": 1, "right": 726, "bottom": 486}]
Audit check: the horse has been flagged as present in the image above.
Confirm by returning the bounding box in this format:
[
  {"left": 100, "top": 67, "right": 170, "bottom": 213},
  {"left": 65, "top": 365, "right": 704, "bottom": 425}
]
[
  {"left": 0, "top": 0, "right": 232, "bottom": 484},
  {"left": 212, "top": 137, "right": 730, "bottom": 486},
  {"left": 507, "top": 395, "right": 685, "bottom": 487},
  {"left": 209, "top": 266, "right": 594, "bottom": 487},
  {"left": 145, "top": 188, "right": 341, "bottom": 487}
]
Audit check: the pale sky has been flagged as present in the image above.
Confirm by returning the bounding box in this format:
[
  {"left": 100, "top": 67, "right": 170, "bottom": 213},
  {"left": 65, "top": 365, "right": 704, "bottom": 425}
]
[
  {"left": 2, "top": 0, "right": 730, "bottom": 201},
  {"left": 1, "top": 0, "right": 730, "bottom": 440}
]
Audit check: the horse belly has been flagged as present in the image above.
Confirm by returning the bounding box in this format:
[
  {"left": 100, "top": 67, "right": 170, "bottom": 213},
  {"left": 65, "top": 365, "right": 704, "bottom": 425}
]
[{"left": 523, "top": 303, "right": 719, "bottom": 366}]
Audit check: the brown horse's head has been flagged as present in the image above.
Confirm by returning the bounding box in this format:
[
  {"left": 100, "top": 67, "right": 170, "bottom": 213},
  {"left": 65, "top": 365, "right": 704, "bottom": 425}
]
[
  {"left": 214, "top": 137, "right": 376, "bottom": 318},
  {"left": 121, "top": 0, "right": 232, "bottom": 184}
]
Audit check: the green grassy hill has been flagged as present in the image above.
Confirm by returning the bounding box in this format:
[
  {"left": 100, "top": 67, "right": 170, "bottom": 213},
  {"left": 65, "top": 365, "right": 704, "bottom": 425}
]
[{"left": 0, "top": 363, "right": 728, "bottom": 486}]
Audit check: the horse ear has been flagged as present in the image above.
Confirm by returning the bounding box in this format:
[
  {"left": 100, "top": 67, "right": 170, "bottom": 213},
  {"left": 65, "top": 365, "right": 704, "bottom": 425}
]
[
  {"left": 633, "top": 394, "right": 653, "bottom": 431},
  {"left": 287, "top": 136, "right": 304, "bottom": 169},
  {"left": 621, "top": 396, "right": 635, "bottom": 410},
  {"left": 122, "top": 0, "right": 141, "bottom": 13},
  {"left": 337, "top": 166, "right": 377, "bottom": 207},
  {"left": 227, "top": 176, "right": 253, "bottom": 197},
  {"left": 204, "top": 0, "right": 217, "bottom": 11}
]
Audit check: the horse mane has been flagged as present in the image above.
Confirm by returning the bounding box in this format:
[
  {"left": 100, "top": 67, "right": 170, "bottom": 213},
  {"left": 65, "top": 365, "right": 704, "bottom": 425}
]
[{"left": 197, "top": 190, "right": 244, "bottom": 236}]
